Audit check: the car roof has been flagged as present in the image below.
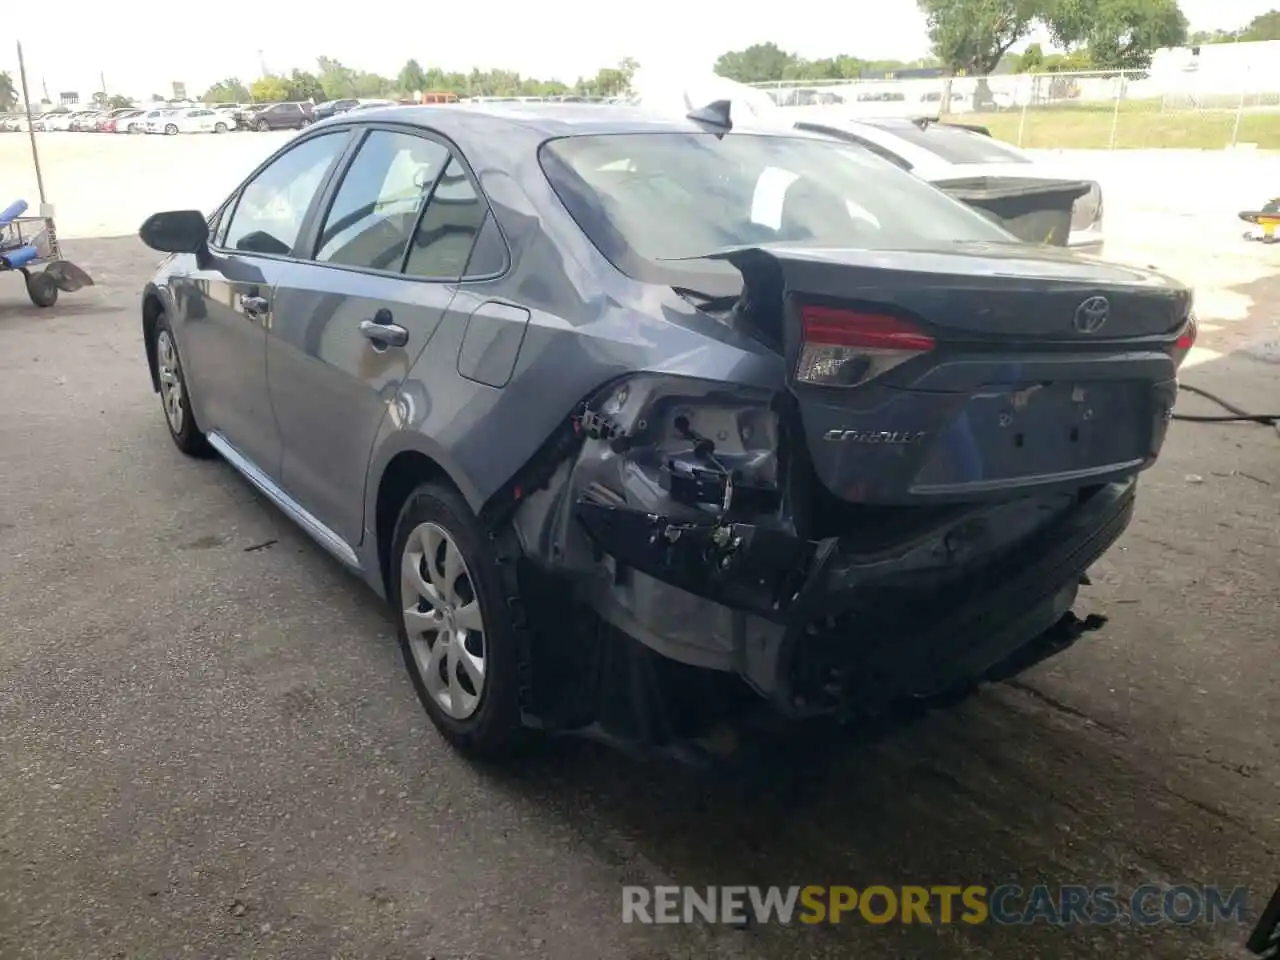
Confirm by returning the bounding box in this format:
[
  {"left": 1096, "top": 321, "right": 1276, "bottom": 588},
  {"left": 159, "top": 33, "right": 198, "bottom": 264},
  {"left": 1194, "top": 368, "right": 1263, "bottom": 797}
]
[{"left": 325, "top": 101, "right": 817, "bottom": 141}]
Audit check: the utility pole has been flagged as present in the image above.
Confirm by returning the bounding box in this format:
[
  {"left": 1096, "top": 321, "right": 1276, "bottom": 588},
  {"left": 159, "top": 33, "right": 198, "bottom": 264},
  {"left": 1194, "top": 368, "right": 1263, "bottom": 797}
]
[
  {"left": 99, "top": 70, "right": 108, "bottom": 106},
  {"left": 16, "top": 41, "right": 49, "bottom": 213}
]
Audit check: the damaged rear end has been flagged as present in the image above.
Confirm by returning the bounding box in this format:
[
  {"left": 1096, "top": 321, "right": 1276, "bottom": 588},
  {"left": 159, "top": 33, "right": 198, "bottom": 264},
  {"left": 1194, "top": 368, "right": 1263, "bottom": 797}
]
[{"left": 510, "top": 241, "right": 1195, "bottom": 738}]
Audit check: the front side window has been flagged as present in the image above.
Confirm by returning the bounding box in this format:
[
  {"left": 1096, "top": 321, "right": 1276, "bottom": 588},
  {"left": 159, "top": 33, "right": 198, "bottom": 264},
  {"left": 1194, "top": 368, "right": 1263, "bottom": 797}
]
[
  {"left": 314, "top": 129, "right": 449, "bottom": 270},
  {"left": 222, "top": 132, "right": 349, "bottom": 256},
  {"left": 403, "top": 157, "right": 489, "bottom": 280},
  {"left": 541, "top": 131, "right": 1013, "bottom": 281}
]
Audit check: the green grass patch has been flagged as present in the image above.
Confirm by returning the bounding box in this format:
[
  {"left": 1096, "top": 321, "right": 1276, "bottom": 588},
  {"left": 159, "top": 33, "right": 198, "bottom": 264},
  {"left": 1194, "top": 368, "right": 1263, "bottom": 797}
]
[{"left": 966, "top": 107, "right": 1278, "bottom": 150}]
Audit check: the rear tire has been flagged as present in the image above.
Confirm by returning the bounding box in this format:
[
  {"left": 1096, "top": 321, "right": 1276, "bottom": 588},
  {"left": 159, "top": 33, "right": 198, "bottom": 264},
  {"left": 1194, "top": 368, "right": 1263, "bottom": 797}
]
[
  {"left": 164, "top": 124, "right": 178, "bottom": 136},
  {"left": 390, "top": 483, "right": 530, "bottom": 760},
  {"left": 151, "top": 311, "right": 211, "bottom": 457},
  {"left": 213, "top": 122, "right": 227, "bottom": 133},
  {"left": 255, "top": 119, "right": 269, "bottom": 132},
  {"left": 25, "top": 271, "right": 57, "bottom": 308}
]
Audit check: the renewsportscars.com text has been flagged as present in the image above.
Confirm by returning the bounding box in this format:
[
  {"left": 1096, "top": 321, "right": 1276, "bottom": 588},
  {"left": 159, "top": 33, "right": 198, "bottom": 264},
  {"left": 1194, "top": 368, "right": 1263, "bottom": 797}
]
[{"left": 621, "top": 884, "right": 1250, "bottom": 927}]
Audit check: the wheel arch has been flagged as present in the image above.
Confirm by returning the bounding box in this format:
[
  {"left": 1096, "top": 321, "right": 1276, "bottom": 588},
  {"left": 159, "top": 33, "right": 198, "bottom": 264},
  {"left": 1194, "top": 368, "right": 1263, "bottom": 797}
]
[
  {"left": 368, "top": 437, "right": 478, "bottom": 602},
  {"left": 141, "top": 284, "right": 167, "bottom": 392}
]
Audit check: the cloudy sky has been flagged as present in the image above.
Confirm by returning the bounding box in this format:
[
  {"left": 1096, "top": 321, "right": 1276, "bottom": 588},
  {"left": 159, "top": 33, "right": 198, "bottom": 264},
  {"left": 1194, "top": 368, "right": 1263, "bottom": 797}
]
[{"left": 1, "top": 0, "right": 1272, "bottom": 100}]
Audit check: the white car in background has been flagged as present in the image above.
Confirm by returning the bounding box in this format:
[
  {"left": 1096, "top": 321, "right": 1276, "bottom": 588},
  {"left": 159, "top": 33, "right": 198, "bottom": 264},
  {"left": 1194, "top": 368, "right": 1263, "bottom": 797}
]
[
  {"left": 211, "top": 107, "right": 240, "bottom": 130},
  {"left": 790, "top": 113, "right": 1105, "bottom": 252},
  {"left": 42, "top": 112, "right": 80, "bottom": 132},
  {"left": 128, "top": 108, "right": 171, "bottom": 133},
  {"left": 157, "top": 107, "right": 234, "bottom": 134}
]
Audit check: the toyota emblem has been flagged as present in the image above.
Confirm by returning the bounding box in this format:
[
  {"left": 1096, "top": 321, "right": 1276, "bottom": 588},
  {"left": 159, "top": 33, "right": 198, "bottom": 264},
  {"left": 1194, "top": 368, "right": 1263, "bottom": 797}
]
[{"left": 1073, "top": 296, "right": 1110, "bottom": 334}]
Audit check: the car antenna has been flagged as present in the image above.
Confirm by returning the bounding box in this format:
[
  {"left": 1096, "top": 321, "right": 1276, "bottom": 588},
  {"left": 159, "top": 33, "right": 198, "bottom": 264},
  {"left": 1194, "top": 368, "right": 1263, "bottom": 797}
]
[{"left": 686, "top": 99, "right": 733, "bottom": 138}]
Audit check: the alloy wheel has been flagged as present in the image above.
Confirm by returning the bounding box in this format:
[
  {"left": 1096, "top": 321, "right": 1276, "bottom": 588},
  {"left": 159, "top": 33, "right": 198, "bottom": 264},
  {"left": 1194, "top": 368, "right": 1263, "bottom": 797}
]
[
  {"left": 156, "top": 330, "right": 185, "bottom": 434},
  {"left": 400, "top": 521, "right": 486, "bottom": 720}
]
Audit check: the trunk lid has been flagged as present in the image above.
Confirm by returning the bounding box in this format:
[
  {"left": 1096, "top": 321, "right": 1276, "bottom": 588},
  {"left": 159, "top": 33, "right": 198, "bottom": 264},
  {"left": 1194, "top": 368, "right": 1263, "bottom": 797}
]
[{"left": 711, "top": 243, "right": 1193, "bottom": 507}]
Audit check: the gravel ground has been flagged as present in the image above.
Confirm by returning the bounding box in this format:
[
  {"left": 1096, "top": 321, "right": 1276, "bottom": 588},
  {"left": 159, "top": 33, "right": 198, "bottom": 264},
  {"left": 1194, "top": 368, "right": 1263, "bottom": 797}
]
[{"left": 0, "top": 136, "right": 1278, "bottom": 959}]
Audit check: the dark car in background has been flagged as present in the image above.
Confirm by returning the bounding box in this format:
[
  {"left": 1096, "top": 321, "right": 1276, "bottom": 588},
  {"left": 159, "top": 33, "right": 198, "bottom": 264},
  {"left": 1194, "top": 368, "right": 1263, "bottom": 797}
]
[
  {"left": 234, "top": 102, "right": 314, "bottom": 131},
  {"left": 136, "top": 103, "right": 1197, "bottom": 761},
  {"left": 312, "top": 98, "right": 360, "bottom": 121}
]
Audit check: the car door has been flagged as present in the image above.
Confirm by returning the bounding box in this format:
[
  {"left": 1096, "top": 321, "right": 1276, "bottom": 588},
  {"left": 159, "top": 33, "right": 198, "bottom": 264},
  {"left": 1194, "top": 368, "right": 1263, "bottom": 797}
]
[
  {"left": 174, "top": 130, "right": 352, "bottom": 476},
  {"left": 267, "top": 125, "right": 497, "bottom": 547}
]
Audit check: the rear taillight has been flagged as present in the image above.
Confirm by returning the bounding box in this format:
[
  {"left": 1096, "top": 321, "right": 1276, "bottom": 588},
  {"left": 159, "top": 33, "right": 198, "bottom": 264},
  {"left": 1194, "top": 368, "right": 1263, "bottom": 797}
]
[
  {"left": 1171, "top": 313, "right": 1197, "bottom": 369},
  {"left": 796, "top": 305, "right": 934, "bottom": 388}
]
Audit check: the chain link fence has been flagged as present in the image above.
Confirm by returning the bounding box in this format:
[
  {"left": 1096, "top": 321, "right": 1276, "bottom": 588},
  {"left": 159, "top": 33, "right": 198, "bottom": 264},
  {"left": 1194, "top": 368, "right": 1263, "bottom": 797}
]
[{"left": 749, "top": 69, "right": 1279, "bottom": 150}]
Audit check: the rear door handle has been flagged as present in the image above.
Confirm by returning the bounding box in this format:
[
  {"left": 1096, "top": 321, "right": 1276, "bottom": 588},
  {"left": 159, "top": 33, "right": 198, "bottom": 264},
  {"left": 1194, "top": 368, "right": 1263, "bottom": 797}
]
[
  {"left": 242, "top": 295, "right": 269, "bottom": 318},
  {"left": 359, "top": 318, "right": 409, "bottom": 348}
]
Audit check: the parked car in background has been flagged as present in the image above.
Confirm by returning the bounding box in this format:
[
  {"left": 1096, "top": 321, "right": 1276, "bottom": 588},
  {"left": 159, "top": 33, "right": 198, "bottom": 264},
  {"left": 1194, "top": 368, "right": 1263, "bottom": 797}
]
[
  {"left": 144, "top": 109, "right": 180, "bottom": 134},
  {"left": 106, "top": 109, "right": 145, "bottom": 133},
  {"left": 244, "top": 101, "right": 314, "bottom": 131},
  {"left": 231, "top": 104, "right": 268, "bottom": 129},
  {"left": 312, "top": 98, "right": 360, "bottom": 121},
  {"left": 349, "top": 99, "right": 399, "bottom": 112},
  {"left": 123, "top": 109, "right": 167, "bottom": 133},
  {"left": 94, "top": 107, "right": 139, "bottom": 132},
  {"left": 149, "top": 107, "right": 235, "bottom": 134},
  {"left": 42, "top": 112, "right": 80, "bottom": 132},
  {"left": 790, "top": 114, "right": 1105, "bottom": 253},
  {"left": 136, "top": 103, "right": 1195, "bottom": 760}
]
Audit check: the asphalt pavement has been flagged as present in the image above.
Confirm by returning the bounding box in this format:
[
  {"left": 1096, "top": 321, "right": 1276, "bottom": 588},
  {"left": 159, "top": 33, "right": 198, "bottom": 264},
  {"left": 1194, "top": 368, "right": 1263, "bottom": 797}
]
[{"left": 0, "top": 238, "right": 1277, "bottom": 960}]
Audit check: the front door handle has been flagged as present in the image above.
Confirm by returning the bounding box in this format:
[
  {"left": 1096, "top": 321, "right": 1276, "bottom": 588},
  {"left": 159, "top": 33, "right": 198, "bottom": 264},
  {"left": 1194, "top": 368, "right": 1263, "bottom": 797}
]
[
  {"left": 359, "top": 318, "right": 409, "bottom": 348},
  {"left": 242, "top": 295, "right": 269, "bottom": 318}
]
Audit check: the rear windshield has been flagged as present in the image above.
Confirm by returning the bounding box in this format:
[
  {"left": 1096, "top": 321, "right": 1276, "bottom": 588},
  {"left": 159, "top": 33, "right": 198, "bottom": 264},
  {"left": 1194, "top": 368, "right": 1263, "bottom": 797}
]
[
  {"left": 866, "top": 120, "right": 1032, "bottom": 165},
  {"left": 540, "top": 131, "right": 1012, "bottom": 281}
]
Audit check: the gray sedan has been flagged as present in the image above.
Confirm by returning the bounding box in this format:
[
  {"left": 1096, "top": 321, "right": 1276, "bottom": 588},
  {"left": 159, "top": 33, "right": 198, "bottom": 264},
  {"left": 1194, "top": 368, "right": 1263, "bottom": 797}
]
[{"left": 138, "top": 103, "right": 1194, "bottom": 762}]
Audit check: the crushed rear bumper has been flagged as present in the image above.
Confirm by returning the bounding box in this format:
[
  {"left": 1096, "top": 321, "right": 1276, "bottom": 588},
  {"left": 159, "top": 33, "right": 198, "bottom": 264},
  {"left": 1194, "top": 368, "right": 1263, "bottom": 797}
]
[{"left": 574, "top": 478, "right": 1135, "bottom": 717}]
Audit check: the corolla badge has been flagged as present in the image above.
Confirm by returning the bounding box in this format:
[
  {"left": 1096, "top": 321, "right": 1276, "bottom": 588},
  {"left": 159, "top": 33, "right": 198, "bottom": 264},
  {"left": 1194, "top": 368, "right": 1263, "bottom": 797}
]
[
  {"left": 1073, "top": 296, "right": 1110, "bottom": 334},
  {"left": 823, "top": 429, "right": 927, "bottom": 444}
]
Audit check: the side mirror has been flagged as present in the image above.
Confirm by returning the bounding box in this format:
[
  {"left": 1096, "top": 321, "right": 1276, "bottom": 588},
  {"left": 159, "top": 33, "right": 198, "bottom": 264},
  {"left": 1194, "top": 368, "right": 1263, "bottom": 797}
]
[{"left": 139, "top": 210, "right": 209, "bottom": 254}]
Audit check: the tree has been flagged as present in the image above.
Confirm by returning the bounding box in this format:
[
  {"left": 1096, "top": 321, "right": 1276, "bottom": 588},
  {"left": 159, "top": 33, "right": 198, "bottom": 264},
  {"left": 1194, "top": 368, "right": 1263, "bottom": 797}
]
[
  {"left": 712, "top": 44, "right": 928, "bottom": 84},
  {"left": 248, "top": 71, "right": 324, "bottom": 103},
  {"left": 1241, "top": 10, "right": 1280, "bottom": 41},
  {"left": 918, "top": 0, "right": 1043, "bottom": 76},
  {"left": 1047, "top": 0, "right": 1188, "bottom": 70},
  {"left": 0, "top": 71, "right": 15, "bottom": 112},
  {"left": 202, "top": 78, "right": 250, "bottom": 103},
  {"left": 150, "top": 93, "right": 166, "bottom": 102},
  {"left": 580, "top": 58, "right": 639, "bottom": 97},
  {"left": 248, "top": 75, "right": 291, "bottom": 103},
  {"left": 397, "top": 59, "right": 428, "bottom": 96},
  {"left": 714, "top": 42, "right": 800, "bottom": 83},
  {"left": 1014, "top": 42, "right": 1047, "bottom": 71},
  {"left": 108, "top": 94, "right": 133, "bottom": 109},
  {"left": 288, "top": 69, "right": 325, "bottom": 102}
]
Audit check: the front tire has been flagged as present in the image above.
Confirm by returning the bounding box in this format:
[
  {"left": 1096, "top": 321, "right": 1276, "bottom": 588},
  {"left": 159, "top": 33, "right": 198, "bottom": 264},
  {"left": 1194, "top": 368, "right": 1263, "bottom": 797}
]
[
  {"left": 298, "top": 117, "right": 312, "bottom": 128},
  {"left": 152, "top": 312, "right": 210, "bottom": 456},
  {"left": 391, "top": 483, "right": 528, "bottom": 759},
  {"left": 213, "top": 122, "right": 227, "bottom": 133},
  {"left": 255, "top": 119, "right": 269, "bottom": 132},
  {"left": 164, "top": 124, "right": 178, "bottom": 136}
]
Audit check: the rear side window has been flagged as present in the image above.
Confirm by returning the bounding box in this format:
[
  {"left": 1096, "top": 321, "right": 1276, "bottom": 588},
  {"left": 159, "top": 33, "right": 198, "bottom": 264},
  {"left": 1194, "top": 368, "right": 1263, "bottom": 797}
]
[
  {"left": 867, "top": 121, "right": 1031, "bottom": 165},
  {"left": 223, "top": 131, "right": 349, "bottom": 256},
  {"left": 314, "top": 130, "right": 449, "bottom": 270},
  {"left": 403, "top": 157, "right": 489, "bottom": 280}
]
